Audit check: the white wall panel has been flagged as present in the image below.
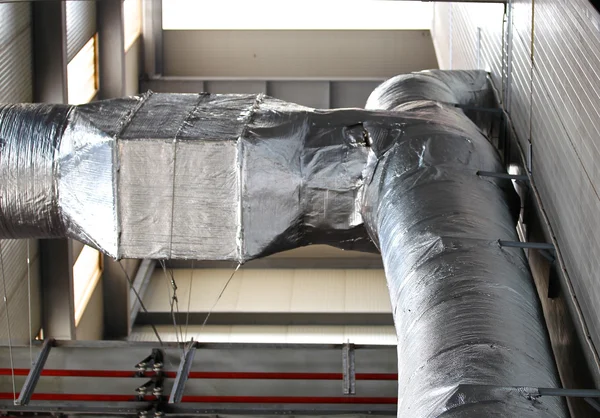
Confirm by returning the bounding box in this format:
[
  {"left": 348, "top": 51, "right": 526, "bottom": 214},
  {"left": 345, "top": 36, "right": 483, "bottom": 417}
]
[
  {"left": 143, "top": 268, "right": 390, "bottom": 314},
  {"left": 163, "top": 30, "right": 438, "bottom": 78},
  {"left": 130, "top": 324, "right": 396, "bottom": 345},
  {"left": 268, "top": 81, "right": 329, "bottom": 109},
  {"left": 329, "top": 81, "right": 382, "bottom": 108}
]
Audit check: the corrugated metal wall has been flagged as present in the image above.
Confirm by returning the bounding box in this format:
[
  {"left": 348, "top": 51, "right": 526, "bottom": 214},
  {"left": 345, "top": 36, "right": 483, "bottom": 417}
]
[
  {"left": 66, "top": 0, "right": 97, "bottom": 62},
  {"left": 432, "top": 0, "right": 600, "bottom": 380},
  {"left": 0, "top": 3, "right": 41, "bottom": 343},
  {"left": 0, "top": 3, "right": 33, "bottom": 103},
  {"left": 0, "top": 240, "right": 41, "bottom": 342}
]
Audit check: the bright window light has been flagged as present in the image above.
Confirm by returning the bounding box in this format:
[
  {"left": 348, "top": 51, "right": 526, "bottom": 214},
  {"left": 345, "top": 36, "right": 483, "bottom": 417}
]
[
  {"left": 67, "top": 35, "right": 98, "bottom": 105},
  {"left": 73, "top": 245, "right": 102, "bottom": 326},
  {"left": 162, "top": 0, "right": 433, "bottom": 30},
  {"left": 124, "top": 0, "right": 142, "bottom": 51}
]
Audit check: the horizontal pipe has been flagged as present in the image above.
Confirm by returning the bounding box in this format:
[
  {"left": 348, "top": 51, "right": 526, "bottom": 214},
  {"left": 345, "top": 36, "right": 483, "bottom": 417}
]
[
  {"left": 0, "top": 368, "right": 397, "bottom": 381},
  {"left": 0, "top": 393, "right": 397, "bottom": 404}
]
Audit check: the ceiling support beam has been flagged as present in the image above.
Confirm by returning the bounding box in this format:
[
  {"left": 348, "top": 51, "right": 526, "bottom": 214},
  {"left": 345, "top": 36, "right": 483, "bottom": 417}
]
[{"left": 135, "top": 312, "right": 394, "bottom": 327}]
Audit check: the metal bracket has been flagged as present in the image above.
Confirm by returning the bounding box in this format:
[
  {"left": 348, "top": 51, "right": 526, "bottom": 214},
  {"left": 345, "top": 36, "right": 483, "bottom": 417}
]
[
  {"left": 136, "top": 377, "right": 164, "bottom": 401},
  {"left": 499, "top": 240, "right": 560, "bottom": 299},
  {"left": 135, "top": 348, "right": 164, "bottom": 377},
  {"left": 498, "top": 240, "right": 554, "bottom": 251},
  {"left": 15, "top": 338, "right": 54, "bottom": 406},
  {"left": 169, "top": 341, "right": 197, "bottom": 404},
  {"left": 585, "top": 397, "right": 600, "bottom": 413},
  {"left": 477, "top": 170, "right": 529, "bottom": 181},
  {"left": 134, "top": 348, "right": 165, "bottom": 407},
  {"left": 454, "top": 104, "right": 504, "bottom": 114},
  {"left": 342, "top": 343, "right": 355, "bottom": 395}
]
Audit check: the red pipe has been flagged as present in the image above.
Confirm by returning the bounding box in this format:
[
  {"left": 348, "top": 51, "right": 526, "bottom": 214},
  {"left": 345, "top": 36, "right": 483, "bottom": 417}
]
[
  {"left": 0, "top": 393, "right": 397, "bottom": 404},
  {"left": 0, "top": 369, "right": 397, "bottom": 380}
]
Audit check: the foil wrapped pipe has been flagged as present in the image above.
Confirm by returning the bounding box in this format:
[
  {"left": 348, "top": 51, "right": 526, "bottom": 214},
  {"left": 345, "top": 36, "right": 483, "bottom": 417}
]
[
  {"left": 362, "top": 71, "right": 567, "bottom": 416},
  {"left": 0, "top": 93, "right": 376, "bottom": 260},
  {"left": 0, "top": 70, "right": 566, "bottom": 416}
]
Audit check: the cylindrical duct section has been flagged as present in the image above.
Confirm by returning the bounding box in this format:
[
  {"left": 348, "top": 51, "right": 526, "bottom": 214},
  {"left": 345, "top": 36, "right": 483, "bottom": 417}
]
[{"left": 362, "top": 71, "right": 567, "bottom": 416}]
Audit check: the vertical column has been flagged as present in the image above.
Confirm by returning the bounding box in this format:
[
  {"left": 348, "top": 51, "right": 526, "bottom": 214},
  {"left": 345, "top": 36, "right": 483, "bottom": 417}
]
[
  {"left": 32, "top": 1, "right": 68, "bottom": 103},
  {"left": 142, "top": 0, "right": 163, "bottom": 77},
  {"left": 33, "top": 1, "right": 75, "bottom": 340},
  {"left": 97, "top": 0, "right": 125, "bottom": 99}
]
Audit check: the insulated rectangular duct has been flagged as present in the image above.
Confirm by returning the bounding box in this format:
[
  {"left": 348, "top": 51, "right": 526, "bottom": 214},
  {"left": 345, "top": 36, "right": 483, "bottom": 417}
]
[{"left": 0, "top": 93, "right": 371, "bottom": 261}]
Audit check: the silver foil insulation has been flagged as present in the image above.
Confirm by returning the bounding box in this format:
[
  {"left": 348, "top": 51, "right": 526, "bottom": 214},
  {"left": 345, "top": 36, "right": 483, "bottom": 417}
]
[
  {"left": 0, "top": 94, "right": 374, "bottom": 260},
  {"left": 362, "top": 71, "right": 567, "bottom": 416},
  {"left": 0, "top": 70, "right": 566, "bottom": 417}
]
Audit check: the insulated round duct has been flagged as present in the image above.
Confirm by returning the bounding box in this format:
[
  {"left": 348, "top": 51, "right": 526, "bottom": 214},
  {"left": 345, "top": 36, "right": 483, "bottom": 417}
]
[{"left": 361, "top": 70, "right": 567, "bottom": 417}]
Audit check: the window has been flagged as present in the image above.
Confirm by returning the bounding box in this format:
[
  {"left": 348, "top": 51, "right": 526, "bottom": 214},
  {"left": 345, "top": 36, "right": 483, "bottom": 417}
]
[
  {"left": 73, "top": 245, "right": 103, "bottom": 326},
  {"left": 162, "top": 0, "right": 433, "bottom": 30},
  {"left": 124, "top": 0, "right": 142, "bottom": 51},
  {"left": 67, "top": 35, "right": 98, "bottom": 105}
]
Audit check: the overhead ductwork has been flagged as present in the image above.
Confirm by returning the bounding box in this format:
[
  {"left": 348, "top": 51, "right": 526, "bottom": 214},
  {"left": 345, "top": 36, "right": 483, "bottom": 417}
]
[
  {"left": 0, "top": 70, "right": 566, "bottom": 417},
  {"left": 362, "top": 71, "right": 566, "bottom": 417},
  {"left": 0, "top": 94, "right": 375, "bottom": 260}
]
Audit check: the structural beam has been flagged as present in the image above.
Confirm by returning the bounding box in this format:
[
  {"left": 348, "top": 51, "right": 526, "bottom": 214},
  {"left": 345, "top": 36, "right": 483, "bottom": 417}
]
[
  {"left": 15, "top": 338, "right": 54, "bottom": 406},
  {"left": 0, "top": 341, "right": 398, "bottom": 416},
  {"left": 164, "top": 256, "right": 384, "bottom": 269},
  {"left": 129, "top": 260, "right": 156, "bottom": 333},
  {"left": 168, "top": 342, "right": 196, "bottom": 404},
  {"left": 135, "top": 312, "right": 394, "bottom": 327},
  {"left": 142, "top": 0, "right": 163, "bottom": 77},
  {"left": 103, "top": 258, "right": 141, "bottom": 339},
  {"left": 477, "top": 171, "right": 529, "bottom": 181},
  {"left": 40, "top": 240, "right": 75, "bottom": 340},
  {"left": 97, "top": 0, "right": 125, "bottom": 99},
  {"left": 32, "top": 0, "right": 67, "bottom": 103},
  {"left": 498, "top": 240, "right": 555, "bottom": 250}
]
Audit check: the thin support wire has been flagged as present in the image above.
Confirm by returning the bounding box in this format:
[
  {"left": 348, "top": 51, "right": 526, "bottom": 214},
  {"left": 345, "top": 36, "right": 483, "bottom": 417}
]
[
  {"left": 201, "top": 263, "right": 241, "bottom": 329},
  {"left": 117, "top": 260, "right": 163, "bottom": 345},
  {"left": 27, "top": 240, "right": 32, "bottom": 366},
  {"left": 169, "top": 266, "right": 185, "bottom": 345},
  {"left": 159, "top": 260, "right": 183, "bottom": 352},
  {"left": 0, "top": 241, "right": 17, "bottom": 402},
  {"left": 184, "top": 260, "right": 194, "bottom": 342}
]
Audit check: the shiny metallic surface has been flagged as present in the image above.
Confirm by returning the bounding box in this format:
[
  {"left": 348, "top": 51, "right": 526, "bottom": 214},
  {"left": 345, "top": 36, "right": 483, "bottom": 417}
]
[
  {"left": 0, "top": 70, "right": 569, "bottom": 416},
  {"left": 431, "top": 0, "right": 600, "bottom": 405},
  {"left": 362, "top": 71, "right": 566, "bottom": 417},
  {"left": 0, "top": 93, "right": 373, "bottom": 260}
]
